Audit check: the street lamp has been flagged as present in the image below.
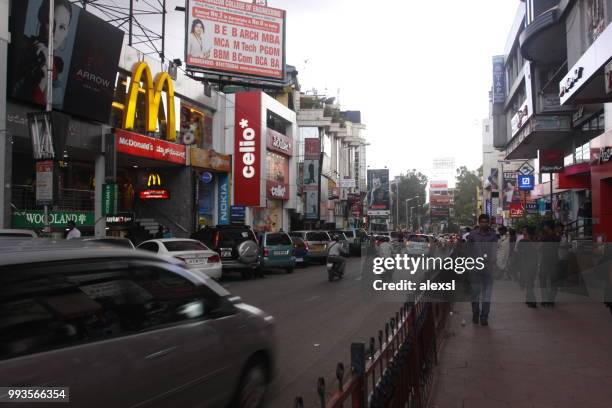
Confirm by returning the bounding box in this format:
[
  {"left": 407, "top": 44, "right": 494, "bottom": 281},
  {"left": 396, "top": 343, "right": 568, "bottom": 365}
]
[{"left": 405, "top": 196, "right": 419, "bottom": 230}]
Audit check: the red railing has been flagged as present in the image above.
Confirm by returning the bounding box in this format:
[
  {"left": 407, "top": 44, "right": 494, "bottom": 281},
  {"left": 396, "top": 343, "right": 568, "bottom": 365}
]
[{"left": 296, "top": 301, "right": 450, "bottom": 408}]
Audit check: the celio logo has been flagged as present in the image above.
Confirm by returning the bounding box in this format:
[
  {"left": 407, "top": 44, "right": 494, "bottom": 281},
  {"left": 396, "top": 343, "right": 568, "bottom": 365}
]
[
  {"left": 238, "top": 118, "right": 257, "bottom": 179},
  {"left": 270, "top": 184, "right": 286, "bottom": 197}
]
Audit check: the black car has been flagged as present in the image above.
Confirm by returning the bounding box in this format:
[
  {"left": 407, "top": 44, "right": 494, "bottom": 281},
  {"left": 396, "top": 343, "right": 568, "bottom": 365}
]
[{"left": 191, "top": 225, "right": 260, "bottom": 279}]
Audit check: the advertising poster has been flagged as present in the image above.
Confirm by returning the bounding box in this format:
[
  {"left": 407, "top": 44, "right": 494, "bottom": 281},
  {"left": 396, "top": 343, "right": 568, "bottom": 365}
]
[
  {"left": 233, "top": 92, "right": 262, "bottom": 206},
  {"left": 252, "top": 199, "right": 283, "bottom": 232},
  {"left": 539, "top": 149, "right": 564, "bottom": 173},
  {"left": 8, "top": 0, "right": 123, "bottom": 123},
  {"left": 186, "top": 0, "right": 285, "bottom": 80},
  {"left": 305, "top": 190, "right": 319, "bottom": 220},
  {"left": 366, "top": 169, "right": 390, "bottom": 215}
]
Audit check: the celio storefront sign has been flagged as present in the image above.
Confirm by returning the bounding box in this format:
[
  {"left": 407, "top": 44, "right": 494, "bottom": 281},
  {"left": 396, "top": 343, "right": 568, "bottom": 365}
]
[{"left": 234, "top": 93, "right": 262, "bottom": 206}]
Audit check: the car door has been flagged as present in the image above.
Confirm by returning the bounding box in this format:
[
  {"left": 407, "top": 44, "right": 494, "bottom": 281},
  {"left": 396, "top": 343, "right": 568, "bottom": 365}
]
[{"left": 0, "top": 259, "right": 234, "bottom": 408}]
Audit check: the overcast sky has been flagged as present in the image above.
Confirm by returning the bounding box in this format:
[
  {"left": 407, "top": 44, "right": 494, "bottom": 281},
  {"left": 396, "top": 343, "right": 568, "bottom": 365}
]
[{"left": 103, "top": 0, "right": 521, "bottom": 179}]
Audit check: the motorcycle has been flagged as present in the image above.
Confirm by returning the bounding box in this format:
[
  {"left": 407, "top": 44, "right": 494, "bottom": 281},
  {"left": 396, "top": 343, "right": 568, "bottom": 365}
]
[{"left": 327, "top": 257, "right": 344, "bottom": 281}]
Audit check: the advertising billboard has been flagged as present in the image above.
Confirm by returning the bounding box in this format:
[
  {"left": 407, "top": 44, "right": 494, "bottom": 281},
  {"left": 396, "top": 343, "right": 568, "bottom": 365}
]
[
  {"left": 492, "top": 55, "right": 506, "bottom": 104},
  {"left": 115, "top": 129, "right": 186, "bottom": 165},
  {"left": 304, "top": 138, "right": 321, "bottom": 160},
  {"left": 233, "top": 92, "right": 262, "bottom": 206},
  {"left": 366, "top": 169, "right": 390, "bottom": 216},
  {"left": 218, "top": 173, "right": 230, "bottom": 225},
  {"left": 305, "top": 190, "right": 319, "bottom": 220},
  {"left": 8, "top": 0, "right": 124, "bottom": 123},
  {"left": 185, "top": 0, "right": 286, "bottom": 81}
]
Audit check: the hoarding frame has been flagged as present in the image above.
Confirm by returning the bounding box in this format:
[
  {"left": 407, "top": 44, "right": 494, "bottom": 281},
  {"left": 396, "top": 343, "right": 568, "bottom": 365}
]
[{"left": 184, "top": 0, "right": 287, "bottom": 85}]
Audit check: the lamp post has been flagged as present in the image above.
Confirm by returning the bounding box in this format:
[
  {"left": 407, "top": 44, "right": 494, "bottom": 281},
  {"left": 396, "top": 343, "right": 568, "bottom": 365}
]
[{"left": 405, "top": 196, "right": 419, "bottom": 231}]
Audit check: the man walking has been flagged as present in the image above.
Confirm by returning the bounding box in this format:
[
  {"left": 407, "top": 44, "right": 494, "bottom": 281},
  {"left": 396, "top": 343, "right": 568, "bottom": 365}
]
[
  {"left": 66, "top": 221, "right": 81, "bottom": 240},
  {"left": 467, "top": 214, "right": 498, "bottom": 326}
]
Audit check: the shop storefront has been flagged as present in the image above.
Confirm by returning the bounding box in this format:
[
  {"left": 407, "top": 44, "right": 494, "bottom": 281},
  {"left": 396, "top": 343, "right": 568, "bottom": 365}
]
[
  {"left": 229, "top": 91, "right": 297, "bottom": 231},
  {"left": 190, "top": 147, "right": 231, "bottom": 229}
]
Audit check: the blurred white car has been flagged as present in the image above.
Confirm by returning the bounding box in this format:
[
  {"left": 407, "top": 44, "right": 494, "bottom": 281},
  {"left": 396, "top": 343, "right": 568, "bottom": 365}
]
[{"left": 138, "top": 238, "right": 222, "bottom": 279}]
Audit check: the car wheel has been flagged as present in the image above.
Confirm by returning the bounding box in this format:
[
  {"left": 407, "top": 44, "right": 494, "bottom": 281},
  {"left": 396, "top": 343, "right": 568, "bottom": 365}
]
[
  {"left": 286, "top": 266, "right": 294, "bottom": 274},
  {"left": 234, "top": 360, "right": 268, "bottom": 408}
]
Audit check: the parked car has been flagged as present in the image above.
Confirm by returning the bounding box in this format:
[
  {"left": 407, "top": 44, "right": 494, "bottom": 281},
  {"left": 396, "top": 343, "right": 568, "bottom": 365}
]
[
  {"left": 405, "top": 234, "right": 432, "bottom": 256},
  {"left": 191, "top": 225, "right": 260, "bottom": 279},
  {"left": 257, "top": 231, "right": 295, "bottom": 274},
  {"left": 0, "top": 243, "right": 275, "bottom": 408},
  {"left": 137, "top": 238, "right": 222, "bottom": 279},
  {"left": 0, "top": 229, "right": 37, "bottom": 240},
  {"left": 373, "top": 235, "right": 391, "bottom": 246},
  {"left": 288, "top": 231, "right": 331, "bottom": 264},
  {"left": 82, "top": 236, "right": 135, "bottom": 250},
  {"left": 291, "top": 236, "right": 309, "bottom": 266}
]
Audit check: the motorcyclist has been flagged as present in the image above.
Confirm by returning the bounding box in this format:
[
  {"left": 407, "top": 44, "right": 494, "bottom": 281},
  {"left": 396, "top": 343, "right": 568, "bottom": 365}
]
[{"left": 327, "top": 234, "right": 346, "bottom": 276}]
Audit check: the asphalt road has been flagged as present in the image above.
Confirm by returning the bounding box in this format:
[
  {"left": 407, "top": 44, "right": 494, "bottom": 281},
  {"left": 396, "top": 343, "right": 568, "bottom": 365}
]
[{"left": 220, "top": 256, "right": 409, "bottom": 408}]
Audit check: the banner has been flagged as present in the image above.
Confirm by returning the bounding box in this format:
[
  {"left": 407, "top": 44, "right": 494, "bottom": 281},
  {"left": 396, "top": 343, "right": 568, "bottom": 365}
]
[
  {"left": 186, "top": 0, "right": 285, "bottom": 80},
  {"left": 266, "top": 129, "right": 293, "bottom": 156},
  {"left": 115, "top": 129, "right": 186, "bottom": 164},
  {"left": 492, "top": 55, "right": 506, "bottom": 104},
  {"left": 366, "top": 169, "right": 390, "bottom": 215},
  {"left": 304, "top": 138, "right": 321, "bottom": 160},
  {"left": 234, "top": 92, "right": 262, "bottom": 206},
  {"left": 218, "top": 173, "right": 230, "bottom": 225},
  {"left": 540, "top": 149, "right": 564, "bottom": 173},
  {"left": 305, "top": 190, "right": 319, "bottom": 220},
  {"left": 35, "top": 160, "right": 54, "bottom": 206},
  {"left": 8, "top": 0, "right": 124, "bottom": 123}
]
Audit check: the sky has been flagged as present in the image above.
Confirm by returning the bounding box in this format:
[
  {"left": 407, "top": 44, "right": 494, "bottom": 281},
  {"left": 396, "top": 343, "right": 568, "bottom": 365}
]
[{"left": 88, "top": 0, "right": 521, "bottom": 180}]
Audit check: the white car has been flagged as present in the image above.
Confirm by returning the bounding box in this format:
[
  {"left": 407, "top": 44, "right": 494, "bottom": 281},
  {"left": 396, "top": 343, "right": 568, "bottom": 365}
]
[{"left": 137, "top": 238, "right": 222, "bottom": 279}]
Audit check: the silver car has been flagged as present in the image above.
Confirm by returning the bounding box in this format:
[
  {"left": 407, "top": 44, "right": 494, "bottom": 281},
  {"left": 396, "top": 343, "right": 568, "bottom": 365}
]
[
  {"left": 0, "top": 242, "right": 275, "bottom": 408},
  {"left": 288, "top": 231, "right": 331, "bottom": 263}
]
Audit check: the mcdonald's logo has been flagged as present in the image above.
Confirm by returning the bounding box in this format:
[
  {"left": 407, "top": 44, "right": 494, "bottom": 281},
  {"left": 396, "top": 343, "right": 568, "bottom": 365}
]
[
  {"left": 147, "top": 173, "right": 162, "bottom": 187},
  {"left": 121, "top": 62, "right": 176, "bottom": 141}
]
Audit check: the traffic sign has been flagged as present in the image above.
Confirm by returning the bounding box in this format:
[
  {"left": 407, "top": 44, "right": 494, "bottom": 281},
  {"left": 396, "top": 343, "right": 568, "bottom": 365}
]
[
  {"left": 518, "top": 161, "right": 535, "bottom": 175},
  {"left": 200, "top": 172, "right": 213, "bottom": 184}
]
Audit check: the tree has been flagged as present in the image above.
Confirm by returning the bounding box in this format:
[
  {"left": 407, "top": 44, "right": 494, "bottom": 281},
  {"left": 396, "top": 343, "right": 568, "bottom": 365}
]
[
  {"left": 391, "top": 170, "right": 428, "bottom": 230},
  {"left": 453, "top": 166, "right": 481, "bottom": 227}
]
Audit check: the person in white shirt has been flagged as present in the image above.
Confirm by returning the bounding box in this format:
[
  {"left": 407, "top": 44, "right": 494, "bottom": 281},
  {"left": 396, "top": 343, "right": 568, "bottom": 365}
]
[
  {"left": 187, "top": 19, "right": 211, "bottom": 61},
  {"left": 327, "top": 235, "right": 346, "bottom": 275},
  {"left": 66, "top": 221, "right": 81, "bottom": 239}
]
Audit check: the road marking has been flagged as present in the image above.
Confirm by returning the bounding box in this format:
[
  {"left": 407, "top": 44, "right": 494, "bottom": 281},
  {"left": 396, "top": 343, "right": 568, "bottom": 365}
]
[
  {"left": 305, "top": 295, "right": 320, "bottom": 302},
  {"left": 355, "top": 277, "right": 362, "bottom": 281}
]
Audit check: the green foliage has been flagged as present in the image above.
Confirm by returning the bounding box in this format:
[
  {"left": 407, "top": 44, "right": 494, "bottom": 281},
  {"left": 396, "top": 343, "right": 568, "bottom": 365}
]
[
  {"left": 511, "top": 214, "right": 551, "bottom": 233},
  {"left": 452, "top": 166, "right": 481, "bottom": 227},
  {"left": 391, "top": 170, "right": 428, "bottom": 229}
]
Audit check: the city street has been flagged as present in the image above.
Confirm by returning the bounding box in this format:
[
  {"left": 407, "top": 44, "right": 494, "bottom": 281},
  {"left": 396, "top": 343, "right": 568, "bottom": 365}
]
[{"left": 221, "top": 256, "right": 406, "bottom": 407}]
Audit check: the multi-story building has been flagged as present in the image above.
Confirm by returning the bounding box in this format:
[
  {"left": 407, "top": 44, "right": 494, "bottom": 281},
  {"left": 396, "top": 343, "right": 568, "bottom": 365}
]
[{"left": 296, "top": 92, "right": 367, "bottom": 230}]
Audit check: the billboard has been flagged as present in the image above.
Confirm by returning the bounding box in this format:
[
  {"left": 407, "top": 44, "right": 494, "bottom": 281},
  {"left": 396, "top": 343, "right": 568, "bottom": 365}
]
[
  {"left": 305, "top": 190, "right": 319, "bottom": 220},
  {"left": 304, "top": 138, "right": 321, "bottom": 160},
  {"left": 185, "top": 0, "right": 286, "bottom": 81},
  {"left": 430, "top": 180, "right": 448, "bottom": 189},
  {"left": 8, "top": 0, "right": 124, "bottom": 123},
  {"left": 234, "top": 92, "right": 262, "bottom": 206},
  {"left": 492, "top": 55, "right": 506, "bottom": 104},
  {"left": 366, "top": 169, "right": 390, "bottom": 216}
]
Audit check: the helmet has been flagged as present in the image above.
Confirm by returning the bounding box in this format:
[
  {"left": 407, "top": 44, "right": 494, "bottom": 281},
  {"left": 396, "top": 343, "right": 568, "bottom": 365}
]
[{"left": 332, "top": 234, "right": 341, "bottom": 242}]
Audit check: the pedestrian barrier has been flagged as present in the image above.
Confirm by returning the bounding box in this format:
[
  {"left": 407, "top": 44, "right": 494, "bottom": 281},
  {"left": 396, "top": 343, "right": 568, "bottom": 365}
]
[{"left": 296, "top": 300, "right": 450, "bottom": 408}]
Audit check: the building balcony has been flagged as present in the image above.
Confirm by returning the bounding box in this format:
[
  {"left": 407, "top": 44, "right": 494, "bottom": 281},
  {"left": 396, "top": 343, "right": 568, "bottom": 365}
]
[
  {"left": 505, "top": 114, "right": 574, "bottom": 159},
  {"left": 297, "top": 108, "right": 332, "bottom": 127},
  {"left": 519, "top": 6, "right": 566, "bottom": 63}
]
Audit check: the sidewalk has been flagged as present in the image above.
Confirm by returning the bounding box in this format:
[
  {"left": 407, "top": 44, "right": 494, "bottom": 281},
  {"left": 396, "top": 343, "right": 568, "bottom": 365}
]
[{"left": 429, "top": 291, "right": 612, "bottom": 408}]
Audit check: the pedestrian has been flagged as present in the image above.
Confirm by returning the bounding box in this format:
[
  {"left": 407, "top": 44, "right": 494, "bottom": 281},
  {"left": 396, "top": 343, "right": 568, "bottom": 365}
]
[
  {"left": 539, "top": 220, "right": 560, "bottom": 307},
  {"left": 66, "top": 221, "right": 81, "bottom": 240},
  {"left": 496, "top": 226, "right": 511, "bottom": 279},
  {"left": 517, "top": 226, "right": 539, "bottom": 307},
  {"left": 155, "top": 225, "right": 164, "bottom": 239},
  {"left": 467, "top": 214, "right": 498, "bottom": 326},
  {"left": 556, "top": 222, "right": 570, "bottom": 288}
]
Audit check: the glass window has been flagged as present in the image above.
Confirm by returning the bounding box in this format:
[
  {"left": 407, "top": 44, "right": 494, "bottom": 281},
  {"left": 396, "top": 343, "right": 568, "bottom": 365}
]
[
  {"left": 266, "top": 152, "right": 289, "bottom": 184},
  {"left": 408, "top": 235, "right": 428, "bottom": 242},
  {"left": 341, "top": 230, "right": 355, "bottom": 238},
  {"left": 266, "top": 233, "right": 291, "bottom": 246},
  {"left": 306, "top": 232, "right": 330, "bottom": 241},
  {"left": 0, "top": 261, "right": 217, "bottom": 360},
  {"left": 163, "top": 241, "right": 209, "bottom": 252},
  {"left": 138, "top": 242, "right": 159, "bottom": 252}
]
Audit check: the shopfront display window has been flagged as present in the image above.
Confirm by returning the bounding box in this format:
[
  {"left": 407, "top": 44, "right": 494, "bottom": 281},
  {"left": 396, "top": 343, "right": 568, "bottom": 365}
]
[
  {"left": 179, "top": 104, "right": 214, "bottom": 149},
  {"left": 198, "top": 178, "right": 214, "bottom": 227},
  {"left": 267, "top": 152, "right": 289, "bottom": 184},
  {"left": 252, "top": 199, "right": 283, "bottom": 232}
]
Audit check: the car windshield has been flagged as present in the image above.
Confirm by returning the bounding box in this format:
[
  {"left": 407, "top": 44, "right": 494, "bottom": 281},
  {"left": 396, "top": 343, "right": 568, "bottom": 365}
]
[
  {"left": 306, "top": 232, "right": 330, "bottom": 241},
  {"left": 266, "top": 233, "right": 291, "bottom": 246},
  {"left": 163, "top": 241, "right": 209, "bottom": 252},
  {"left": 408, "top": 235, "right": 428, "bottom": 243}
]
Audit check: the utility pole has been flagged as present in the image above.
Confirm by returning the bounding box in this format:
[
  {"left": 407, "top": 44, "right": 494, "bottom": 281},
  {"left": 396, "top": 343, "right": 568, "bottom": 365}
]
[
  {"left": 0, "top": 0, "right": 10, "bottom": 227},
  {"left": 42, "top": 0, "right": 56, "bottom": 236}
]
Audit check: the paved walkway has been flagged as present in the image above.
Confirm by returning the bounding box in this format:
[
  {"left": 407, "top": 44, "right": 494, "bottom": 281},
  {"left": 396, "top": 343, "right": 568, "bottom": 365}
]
[{"left": 429, "top": 289, "right": 612, "bottom": 408}]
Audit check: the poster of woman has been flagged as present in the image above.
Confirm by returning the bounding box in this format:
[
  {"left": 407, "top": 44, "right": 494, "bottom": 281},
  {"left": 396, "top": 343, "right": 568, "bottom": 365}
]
[
  {"left": 10, "top": 0, "right": 79, "bottom": 107},
  {"left": 187, "top": 19, "right": 212, "bottom": 63}
]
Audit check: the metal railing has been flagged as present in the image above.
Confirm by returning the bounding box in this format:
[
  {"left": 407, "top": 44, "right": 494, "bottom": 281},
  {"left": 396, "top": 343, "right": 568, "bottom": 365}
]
[
  {"left": 295, "top": 300, "right": 450, "bottom": 408},
  {"left": 11, "top": 185, "right": 95, "bottom": 211},
  {"left": 566, "top": 218, "right": 593, "bottom": 241}
]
